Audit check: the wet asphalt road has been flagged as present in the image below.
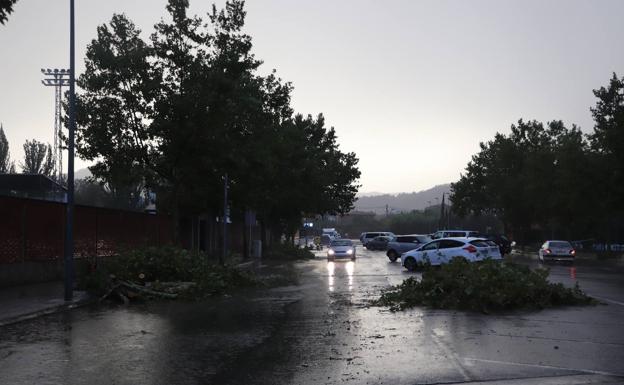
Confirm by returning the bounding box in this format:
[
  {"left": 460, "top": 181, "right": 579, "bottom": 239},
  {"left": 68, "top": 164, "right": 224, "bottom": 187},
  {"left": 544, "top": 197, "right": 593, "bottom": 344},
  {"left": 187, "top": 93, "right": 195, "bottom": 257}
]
[{"left": 1, "top": 245, "right": 624, "bottom": 385}]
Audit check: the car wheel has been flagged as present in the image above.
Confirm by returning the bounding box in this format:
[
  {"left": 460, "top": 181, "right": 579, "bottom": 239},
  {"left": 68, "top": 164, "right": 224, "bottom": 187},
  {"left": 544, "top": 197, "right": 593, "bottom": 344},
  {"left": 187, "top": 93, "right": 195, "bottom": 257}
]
[
  {"left": 404, "top": 257, "right": 417, "bottom": 272},
  {"left": 387, "top": 250, "right": 398, "bottom": 262}
]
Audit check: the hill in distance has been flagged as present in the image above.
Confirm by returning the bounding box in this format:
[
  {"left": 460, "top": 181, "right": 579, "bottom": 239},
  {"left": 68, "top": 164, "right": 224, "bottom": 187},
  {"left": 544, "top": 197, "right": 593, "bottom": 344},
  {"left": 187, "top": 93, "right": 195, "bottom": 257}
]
[{"left": 354, "top": 184, "right": 451, "bottom": 215}]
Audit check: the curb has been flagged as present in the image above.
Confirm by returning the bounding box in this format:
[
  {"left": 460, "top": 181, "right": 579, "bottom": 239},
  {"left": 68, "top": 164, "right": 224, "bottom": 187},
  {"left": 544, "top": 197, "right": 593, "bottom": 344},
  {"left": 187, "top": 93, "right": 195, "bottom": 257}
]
[{"left": 0, "top": 294, "right": 96, "bottom": 328}]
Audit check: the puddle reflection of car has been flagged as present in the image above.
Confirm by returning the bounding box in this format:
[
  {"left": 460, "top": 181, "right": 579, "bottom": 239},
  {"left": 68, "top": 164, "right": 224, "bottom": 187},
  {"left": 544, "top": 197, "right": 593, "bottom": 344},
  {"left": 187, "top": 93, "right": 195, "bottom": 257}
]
[
  {"left": 401, "top": 237, "right": 502, "bottom": 271},
  {"left": 327, "top": 239, "right": 356, "bottom": 261}
]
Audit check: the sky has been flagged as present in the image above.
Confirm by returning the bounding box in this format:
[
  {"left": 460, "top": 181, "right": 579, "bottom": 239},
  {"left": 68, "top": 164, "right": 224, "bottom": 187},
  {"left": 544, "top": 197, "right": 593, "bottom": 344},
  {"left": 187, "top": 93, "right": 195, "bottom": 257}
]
[{"left": 1, "top": 0, "right": 623, "bottom": 194}]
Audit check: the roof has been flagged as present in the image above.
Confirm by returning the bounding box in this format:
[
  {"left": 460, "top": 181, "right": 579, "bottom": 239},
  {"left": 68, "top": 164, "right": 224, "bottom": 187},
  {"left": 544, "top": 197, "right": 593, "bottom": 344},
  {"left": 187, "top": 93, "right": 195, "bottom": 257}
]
[{"left": 0, "top": 174, "right": 67, "bottom": 202}]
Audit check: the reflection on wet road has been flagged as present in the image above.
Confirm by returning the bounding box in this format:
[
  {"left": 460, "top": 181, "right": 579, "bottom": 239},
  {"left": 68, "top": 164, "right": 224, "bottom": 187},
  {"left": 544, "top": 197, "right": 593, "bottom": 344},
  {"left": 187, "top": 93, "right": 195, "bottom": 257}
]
[
  {"left": 326, "top": 261, "right": 355, "bottom": 292},
  {"left": 1, "top": 244, "right": 624, "bottom": 384}
]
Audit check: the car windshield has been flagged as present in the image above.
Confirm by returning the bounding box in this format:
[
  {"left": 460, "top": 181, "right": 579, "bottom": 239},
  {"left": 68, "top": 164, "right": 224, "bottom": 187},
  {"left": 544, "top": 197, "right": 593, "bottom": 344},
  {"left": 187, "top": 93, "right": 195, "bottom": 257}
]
[
  {"left": 331, "top": 240, "right": 352, "bottom": 247},
  {"left": 550, "top": 241, "right": 572, "bottom": 248}
]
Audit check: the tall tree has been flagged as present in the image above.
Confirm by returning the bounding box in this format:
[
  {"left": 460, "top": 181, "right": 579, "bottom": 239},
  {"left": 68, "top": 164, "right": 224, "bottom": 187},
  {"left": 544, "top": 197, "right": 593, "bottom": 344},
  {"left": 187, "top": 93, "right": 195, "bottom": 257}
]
[
  {"left": 451, "top": 119, "right": 589, "bottom": 241},
  {"left": 0, "top": 0, "right": 18, "bottom": 25},
  {"left": 73, "top": 13, "right": 158, "bottom": 209},
  {"left": 20, "top": 139, "right": 55, "bottom": 176},
  {"left": 73, "top": 0, "right": 361, "bottom": 247},
  {"left": 0, "top": 124, "right": 15, "bottom": 173},
  {"left": 590, "top": 73, "right": 624, "bottom": 210}
]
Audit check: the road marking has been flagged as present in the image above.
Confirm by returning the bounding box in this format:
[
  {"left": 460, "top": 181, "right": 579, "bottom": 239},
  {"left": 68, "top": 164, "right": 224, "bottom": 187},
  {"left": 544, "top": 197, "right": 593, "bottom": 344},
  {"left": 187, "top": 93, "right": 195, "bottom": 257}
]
[
  {"left": 463, "top": 357, "right": 623, "bottom": 377},
  {"left": 432, "top": 328, "right": 473, "bottom": 382},
  {"left": 590, "top": 295, "right": 624, "bottom": 307}
]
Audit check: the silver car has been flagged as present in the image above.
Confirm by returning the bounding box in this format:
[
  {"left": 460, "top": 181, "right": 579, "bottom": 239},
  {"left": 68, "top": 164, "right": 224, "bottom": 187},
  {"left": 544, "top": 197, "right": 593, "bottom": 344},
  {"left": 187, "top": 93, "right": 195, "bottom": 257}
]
[
  {"left": 538, "top": 240, "right": 576, "bottom": 264},
  {"left": 327, "top": 239, "right": 356, "bottom": 261},
  {"left": 386, "top": 234, "right": 431, "bottom": 262}
]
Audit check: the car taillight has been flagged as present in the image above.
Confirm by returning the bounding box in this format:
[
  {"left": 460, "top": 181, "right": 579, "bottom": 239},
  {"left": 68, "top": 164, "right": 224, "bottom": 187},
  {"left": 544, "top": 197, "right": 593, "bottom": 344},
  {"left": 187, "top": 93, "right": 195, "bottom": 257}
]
[
  {"left": 544, "top": 249, "right": 551, "bottom": 254},
  {"left": 463, "top": 245, "right": 477, "bottom": 253},
  {"left": 570, "top": 249, "right": 576, "bottom": 255}
]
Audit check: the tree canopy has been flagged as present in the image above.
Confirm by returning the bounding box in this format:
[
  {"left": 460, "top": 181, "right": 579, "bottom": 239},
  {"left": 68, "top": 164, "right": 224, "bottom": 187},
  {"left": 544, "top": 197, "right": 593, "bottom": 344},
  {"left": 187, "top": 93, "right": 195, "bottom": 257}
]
[
  {"left": 72, "top": 0, "right": 360, "bottom": 243},
  {"left": 0, "top": 0, "right": 18, "bottom": 25},
  {"left": 451, "top": 73, "right": 624, "bottom": 243},
  {"left": 0, "top": 125, "right": 15, "bottom": 173},
  {"left": 20, "top": 139, "right": 55, "bottom": 177}
]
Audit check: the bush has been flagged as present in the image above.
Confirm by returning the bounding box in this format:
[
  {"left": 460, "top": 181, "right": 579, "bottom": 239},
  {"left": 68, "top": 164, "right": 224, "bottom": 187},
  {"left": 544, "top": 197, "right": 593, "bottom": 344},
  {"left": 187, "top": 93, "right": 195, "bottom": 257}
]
[
  {"left": 77, "top": 246, "right": 261, "bottom": 297},
  {"left": 264, "top": 243, "right": 315, "bottom": 260},
  {"left": 375, "top": 259, "right": 595, "bottom": 312}
]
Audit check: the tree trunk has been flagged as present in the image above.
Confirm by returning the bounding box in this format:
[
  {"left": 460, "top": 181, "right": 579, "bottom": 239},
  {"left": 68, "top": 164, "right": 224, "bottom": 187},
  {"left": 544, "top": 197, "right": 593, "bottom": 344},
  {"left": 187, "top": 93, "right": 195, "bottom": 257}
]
[
  {"left": 172, "top": 194, "right": 180, "bottom": 246},
  {"left": 260, "top": 217, "right": 268, "bottom": 258},
  {"left": 242, "top": 210, "right": 249, "bottom": 259}
]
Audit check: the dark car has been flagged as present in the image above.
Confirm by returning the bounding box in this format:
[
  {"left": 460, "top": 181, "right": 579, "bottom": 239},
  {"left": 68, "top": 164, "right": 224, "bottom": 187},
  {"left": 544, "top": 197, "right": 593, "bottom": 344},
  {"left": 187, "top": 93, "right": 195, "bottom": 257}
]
[
  {"left": 386, "top": 234, "right": 431, "bottom": 262},
  {"left": 365, "top": 235, "right": 393, "bottom": 251},
  {"left": 483, "top": 234, "right": 512, "bottom": 255}
]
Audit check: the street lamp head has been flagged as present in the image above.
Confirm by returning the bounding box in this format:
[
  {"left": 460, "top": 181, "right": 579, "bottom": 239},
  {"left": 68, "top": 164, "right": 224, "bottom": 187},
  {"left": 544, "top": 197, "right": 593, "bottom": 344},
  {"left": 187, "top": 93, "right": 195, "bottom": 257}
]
[{"left": 54, "top": 68, "right": 59, "bottom": 73}]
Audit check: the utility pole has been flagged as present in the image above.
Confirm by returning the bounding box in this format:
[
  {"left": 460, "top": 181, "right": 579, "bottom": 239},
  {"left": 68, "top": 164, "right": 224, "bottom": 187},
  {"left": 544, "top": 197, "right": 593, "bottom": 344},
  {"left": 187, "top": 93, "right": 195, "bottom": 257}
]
[
  {"left": 439, "top": 193, "right": 446, "bottom": 230},
  {"left": 63, "top": 0, "right": 77, "bottom": 302},
  {"left": 385, "top": 204, "right": 389, "bottom": 216},
  {"left": 221, "top": 173, "right": 228, "bottom": 265}
]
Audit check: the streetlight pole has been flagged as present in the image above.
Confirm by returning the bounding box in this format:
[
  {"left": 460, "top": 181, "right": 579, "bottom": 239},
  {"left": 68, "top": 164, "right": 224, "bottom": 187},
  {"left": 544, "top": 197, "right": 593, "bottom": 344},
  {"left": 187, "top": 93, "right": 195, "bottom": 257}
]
[
  {"left": 222, "top": 173, "right": 228, "bottom": 265},
  {"left": 64, "top": 0, "right": 76, "bottom": 301}
]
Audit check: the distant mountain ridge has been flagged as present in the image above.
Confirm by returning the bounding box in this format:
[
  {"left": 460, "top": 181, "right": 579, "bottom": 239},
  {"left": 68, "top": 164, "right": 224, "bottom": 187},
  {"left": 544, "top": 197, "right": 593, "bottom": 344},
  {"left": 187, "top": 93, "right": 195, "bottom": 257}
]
[{"left": 354, "top": 184, "right": 452, "bottom": 214}]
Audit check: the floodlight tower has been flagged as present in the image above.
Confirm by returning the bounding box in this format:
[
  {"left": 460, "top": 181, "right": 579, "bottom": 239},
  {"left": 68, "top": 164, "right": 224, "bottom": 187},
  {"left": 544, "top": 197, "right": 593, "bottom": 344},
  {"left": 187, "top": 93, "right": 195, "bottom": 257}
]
[{"left": 41, "top": 68, "right": 70, "bottom": 183}]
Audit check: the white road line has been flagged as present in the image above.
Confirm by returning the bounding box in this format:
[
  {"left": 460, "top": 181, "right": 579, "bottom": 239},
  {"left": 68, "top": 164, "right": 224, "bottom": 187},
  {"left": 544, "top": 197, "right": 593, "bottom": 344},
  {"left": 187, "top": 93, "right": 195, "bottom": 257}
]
[
  {"left": 463, "top": 357, "right": 623, "bottom": 377},
  {"left": 432, "top": 328, "right": 473, "bottom": 382},
  {"left": 590, "top": 295, "right": 624, "bottom": 307}
]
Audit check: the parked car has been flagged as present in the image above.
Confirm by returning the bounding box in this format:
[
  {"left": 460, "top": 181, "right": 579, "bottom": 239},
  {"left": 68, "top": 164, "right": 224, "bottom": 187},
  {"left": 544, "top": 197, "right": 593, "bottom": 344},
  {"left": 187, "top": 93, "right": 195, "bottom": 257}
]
[
  {"left": 431, "top": 230, "right": 482, "bottom": 239},
  {"left": 327, "top": 239, "right": 356, "bottom": 261},
  {"left": 322, "top": 228, "right": 340, "bottom": 241},
  {"left": 359, "top": 231, "right": 395, "bottom": 246},
  {"left": 365, "top": 235, "right": 394, "bottom": 251},
  {"left": 482, "top": 234, "right": 512, "bottom": 255},
  {"left": 320, "top": 234, "right": 332, "bottom": 247},
  {"left": 538, "top": 240, "right": 576, "bottom": 264},
  {"left": 386, "top": 234, "right": 431, "bottom": 262},
  {"left": 402, "top": 237, "right": 502, "bottom": 271}
]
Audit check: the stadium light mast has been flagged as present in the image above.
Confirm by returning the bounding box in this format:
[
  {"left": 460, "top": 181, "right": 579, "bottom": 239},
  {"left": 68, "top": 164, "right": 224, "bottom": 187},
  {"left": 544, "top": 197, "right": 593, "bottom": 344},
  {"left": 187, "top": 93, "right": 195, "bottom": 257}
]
[{"left": 41, "top": 68, "right": 70, "bottom": 183}]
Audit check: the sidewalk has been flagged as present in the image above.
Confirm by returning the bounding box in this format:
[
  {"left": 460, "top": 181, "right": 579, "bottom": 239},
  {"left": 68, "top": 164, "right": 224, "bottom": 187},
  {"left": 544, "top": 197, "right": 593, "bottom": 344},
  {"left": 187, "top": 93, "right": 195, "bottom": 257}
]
[{"left": 0, "top": 281, "right": 92, "bottom": 327}]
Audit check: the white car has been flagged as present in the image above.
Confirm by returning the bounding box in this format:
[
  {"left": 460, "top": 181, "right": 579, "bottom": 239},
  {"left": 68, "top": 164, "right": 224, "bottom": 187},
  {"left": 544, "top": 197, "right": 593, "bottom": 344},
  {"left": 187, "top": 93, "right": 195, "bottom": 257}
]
[
  {"left": 401, "top": 237, "right": 502, "bottom": 271},
  {"left": 538, "top": 240, "right": 576, "bottom": 264},
  {"left": 327, "top": 239, "right": 356, "bottom": 261},
  {"left": 431, "top": 230, "right": 481, "bottom": 239}
]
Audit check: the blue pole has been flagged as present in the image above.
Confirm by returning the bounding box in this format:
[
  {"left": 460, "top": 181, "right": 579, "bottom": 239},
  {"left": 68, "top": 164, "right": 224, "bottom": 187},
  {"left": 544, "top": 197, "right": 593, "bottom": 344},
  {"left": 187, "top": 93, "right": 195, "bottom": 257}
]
[{"left": 64, "top": 0, "right": 76, "bottom": 301}]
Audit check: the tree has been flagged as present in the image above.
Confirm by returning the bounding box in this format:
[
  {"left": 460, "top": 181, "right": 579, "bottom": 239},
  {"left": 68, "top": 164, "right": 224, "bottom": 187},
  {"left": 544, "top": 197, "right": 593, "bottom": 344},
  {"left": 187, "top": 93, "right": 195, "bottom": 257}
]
[
  {"left": 0, "top": 0, "right": 18, "bottom": 25},
  {"left": 73, "top": 0, "right": 361, "bottom": 249},
  {"left": 590, "top": 73, "right": 624, "bottom": 210},
  {"left": 0, "top": 124, "right": 15, "bottom": 173},
  {"left": 20, "top": 139, "right": 55, "bottom": 176},
  {"left": 73, "top": 13, "right": 158, "bottom": 212},
  {"left": 451, "top": 119, "right": 591, "bottom": 241},
  {"left": 75, "top": 177, "right": 146, "bottom": 210}
]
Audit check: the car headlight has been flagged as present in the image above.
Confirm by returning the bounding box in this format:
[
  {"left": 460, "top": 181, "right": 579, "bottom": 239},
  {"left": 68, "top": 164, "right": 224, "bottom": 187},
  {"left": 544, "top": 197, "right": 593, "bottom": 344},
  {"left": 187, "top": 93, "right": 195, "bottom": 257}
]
[
  {"left": 346, "top": 249, "right": 353, "bottom": 255},
  {"left": 328, "top": 249, "right": 335, "bottom": 255}
]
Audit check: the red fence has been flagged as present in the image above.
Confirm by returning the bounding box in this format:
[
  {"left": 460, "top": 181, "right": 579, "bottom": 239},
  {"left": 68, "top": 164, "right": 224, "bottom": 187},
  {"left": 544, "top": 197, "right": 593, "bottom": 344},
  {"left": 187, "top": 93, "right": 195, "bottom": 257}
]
[{"left": 0, "top": 196, "right": 174, "bottom": 264}]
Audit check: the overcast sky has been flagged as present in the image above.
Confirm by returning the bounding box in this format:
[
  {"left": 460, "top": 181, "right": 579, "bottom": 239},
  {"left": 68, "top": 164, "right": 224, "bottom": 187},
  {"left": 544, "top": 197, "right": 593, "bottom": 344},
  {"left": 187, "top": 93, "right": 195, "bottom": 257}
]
[{"left": 1, "top": 0, "right": 623, "bottom": 194}]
